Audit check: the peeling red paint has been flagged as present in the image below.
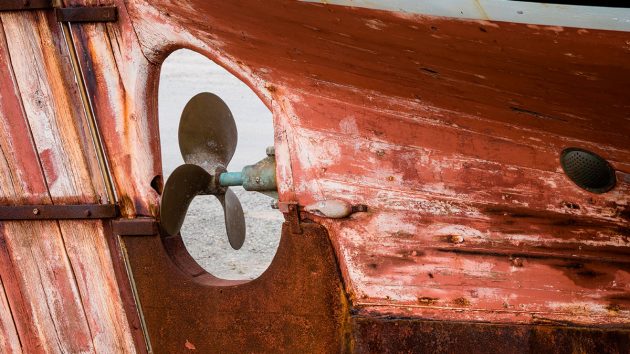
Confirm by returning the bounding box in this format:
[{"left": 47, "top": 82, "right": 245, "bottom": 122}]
[
  {"left": 39, "top": 148, "right": 58, "bottom": 186},
  {"left": 110, "top": 0, "right": 630, "bottom": 327}
]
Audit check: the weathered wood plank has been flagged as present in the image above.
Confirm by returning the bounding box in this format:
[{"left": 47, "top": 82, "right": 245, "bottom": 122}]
[
  {"left": 0, "top": 226, "right": 37, "bottom": 351},
  {"left": 66, "top": 0, "right": 161, "bottom": 218},
  {"left": 0, "top": 9, "right": 137, "bottom": 353},
  {"left": 0, "top": 12, "right": 95, "bottom": 353},
  {"left": 59, "top": 221, "right": 137, "bottom": 353},
  {"left": 3, "top": 221, "right": 95, "bottom": 353},
  {"left": 0, "top": 15, "right": 48, "bottom": 206},
  {"left": 59, "top": 1, "right": 154, "bottom": 350},
  {"left": 2, "top": 11, "right": 104, "bottom": 204},
  {"left": 0, "top": 275, "right": 21, "bottom": 354}
]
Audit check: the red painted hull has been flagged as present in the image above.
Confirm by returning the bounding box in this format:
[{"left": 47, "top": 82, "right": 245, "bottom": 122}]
[
  {"left": 119, "top": 0, "right": 630, "bottom": 325},
  {"left": 0, "top": 0, "right": 628, "bottom": 352}
]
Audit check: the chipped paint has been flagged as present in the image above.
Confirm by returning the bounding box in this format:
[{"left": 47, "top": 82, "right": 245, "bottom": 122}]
[
  {"left": 303, "top": 0, "right": 630, "bottom": 31},
  {"left": 68, "top": 0, "right": 630, "bottom": 333}
]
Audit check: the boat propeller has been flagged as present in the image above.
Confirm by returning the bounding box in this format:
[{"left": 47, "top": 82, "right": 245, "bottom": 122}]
[{"left": 160, "top": 92, "right": 277, "bottom": 250}]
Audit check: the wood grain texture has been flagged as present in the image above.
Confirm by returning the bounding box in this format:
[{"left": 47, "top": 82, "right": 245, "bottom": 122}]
[
  {"left": 119, "top": 0, "right": 629, "bottom": 325},
  {"left": 0, "top": 14, "right": 48, "bottom": 206},
  {"left": 0, "top": 221, "right": 95, "bottom": 353},
  {"left": 65, "top": 0, "right": 161, "bottom": 218},
  {"left": 0, "top": 9, "right": 137, "bottom": 353},
  {"left": 0, "top": 276, "right": 20, "bottom": 354},
  {"left": 2, "top": 11, "right": 105, "bottom": 204},
  {"left": 0, "top": 12, "right": 94, "bottom": 352},
  {"left": 59, "top": 220, "right": 137, "bottom": 353}
]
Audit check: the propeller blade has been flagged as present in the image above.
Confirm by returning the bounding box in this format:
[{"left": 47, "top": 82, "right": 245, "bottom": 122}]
[
  {"left": 178, "top": 92, "right": 238, "bottom": 171},
  {"left": 160, "top": 164, "right": 212, "bottom": 236},
  {"left": 218, "top": 188, "right": 246, "bottom": 250}
]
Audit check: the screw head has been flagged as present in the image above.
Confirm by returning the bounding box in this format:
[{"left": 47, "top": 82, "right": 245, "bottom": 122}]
[{"left": 32, "top": 208, "right": 40, "bottom": 215}]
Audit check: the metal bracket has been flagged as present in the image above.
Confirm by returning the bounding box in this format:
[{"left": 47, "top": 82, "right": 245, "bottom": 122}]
[
  {"left": 55, "top": 6, "right": 117, "bottom": 23},
  {"left": 0, "top": 0, "right": 51, "bottom": 11},
  {"left": 112, "top": 218, "right": 159, "bottom": 236},
  {"left": 278, "top": 202, "right": 303, "bottom": 234},
  {"left": 0, "top": 204, "right": 118, "bottom": 220},
  {"left": 0, "top": 2, "right": 117, "bottom": 23}
]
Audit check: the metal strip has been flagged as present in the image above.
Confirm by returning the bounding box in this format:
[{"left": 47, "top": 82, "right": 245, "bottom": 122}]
[
  {"left": 0, "top": 204, "right": 118, "bottom": 220},
  {"left": 112, "top": 218, "right": 159, "bottom": 236},
  {"left": 278, "top": 202, "right": 302, "bottom": 234},
  {"left": 0, "top": 0, "right": 51, "bottom": 11},
  {"left": 55, "top": 6, "right": 117, "bottom": 23}
]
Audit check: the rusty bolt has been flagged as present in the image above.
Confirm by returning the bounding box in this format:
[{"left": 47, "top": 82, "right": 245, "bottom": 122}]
[
  {"left": 351, "top": 204, "right": 368, "bottom": 213},
  {"left": 449, "top": 235, "right": 464, "bottom": 244},
  {"left": 32, "top": 208, "right": 40, "bottom": 215},
  {"left": 510, "top": 257, "right": 524, "bottom": 267},
  {"left": 453, "top": 297, "right": 471, "bottom": 307}
]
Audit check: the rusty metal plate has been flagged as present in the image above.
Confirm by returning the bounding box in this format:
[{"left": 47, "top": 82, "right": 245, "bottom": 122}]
[
  {"left": 112, "top": 218, "right": 158, "bottom": 236},
  {"left": 0, "top": 0, "right": 51, "bottom": 11},
  {"left": 120, "top": 221, "right": 349, "bottom": 353},
  {"left": 55, "top": 6, "right": 117, "bottom": 22}
]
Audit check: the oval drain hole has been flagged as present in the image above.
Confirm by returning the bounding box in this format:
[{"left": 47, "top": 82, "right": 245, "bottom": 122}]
[{"left": 560, "top": 148, "right": 616, "bottom": 194}]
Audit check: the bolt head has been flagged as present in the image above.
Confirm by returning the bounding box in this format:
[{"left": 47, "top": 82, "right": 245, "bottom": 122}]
[
  {"left": 449, "top": 235, "right": 464, "bottom": 244},
  {"left": 510, "top": 257, "right": 524, "bottom": 267}
]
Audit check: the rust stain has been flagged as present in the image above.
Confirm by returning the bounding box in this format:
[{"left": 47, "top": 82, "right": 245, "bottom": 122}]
[
  {"left": 417, "top": 297, "right": 439, "bottom": 306},
  {"left": 553, "top": 261, "right": 617, "bottom": 289},
  {"left": 453, "top": 297, "right": 472, "bottom": 307}
]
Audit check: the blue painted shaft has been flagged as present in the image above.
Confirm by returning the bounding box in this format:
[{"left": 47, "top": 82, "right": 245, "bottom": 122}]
[{"left": 219, "top": 172, "right": 243, "bottom": 186}]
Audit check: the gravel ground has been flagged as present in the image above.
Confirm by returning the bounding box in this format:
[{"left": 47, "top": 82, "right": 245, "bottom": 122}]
[{"left": 159, "top": 50, "right": 283, "bottom": 279}]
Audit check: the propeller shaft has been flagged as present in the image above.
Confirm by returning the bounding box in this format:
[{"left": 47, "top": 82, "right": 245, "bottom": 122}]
[
  {"left": 218, "top": 155, "right": 277, "bottom": 192},
  {"left": 219, "top": 172, "right": 244, "bottom": 186}
]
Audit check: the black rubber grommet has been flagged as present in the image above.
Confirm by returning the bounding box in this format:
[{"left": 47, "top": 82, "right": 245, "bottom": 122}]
[{"left": 560, "top": 148, "right": 616, "bottom": 194}]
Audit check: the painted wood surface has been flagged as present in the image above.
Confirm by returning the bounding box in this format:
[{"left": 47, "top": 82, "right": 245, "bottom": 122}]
[
  {"left": 0, "top": 276, "right": 21, "bottom": 353},
  {"left": 118, "top": 0, "right": 629, "bottom": 326},
  {"left": 64, "top": 0, "right": 162, "bottom": 218},
  {"left": 0, "top": 8, "right": 137, "bottom": 353}
]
